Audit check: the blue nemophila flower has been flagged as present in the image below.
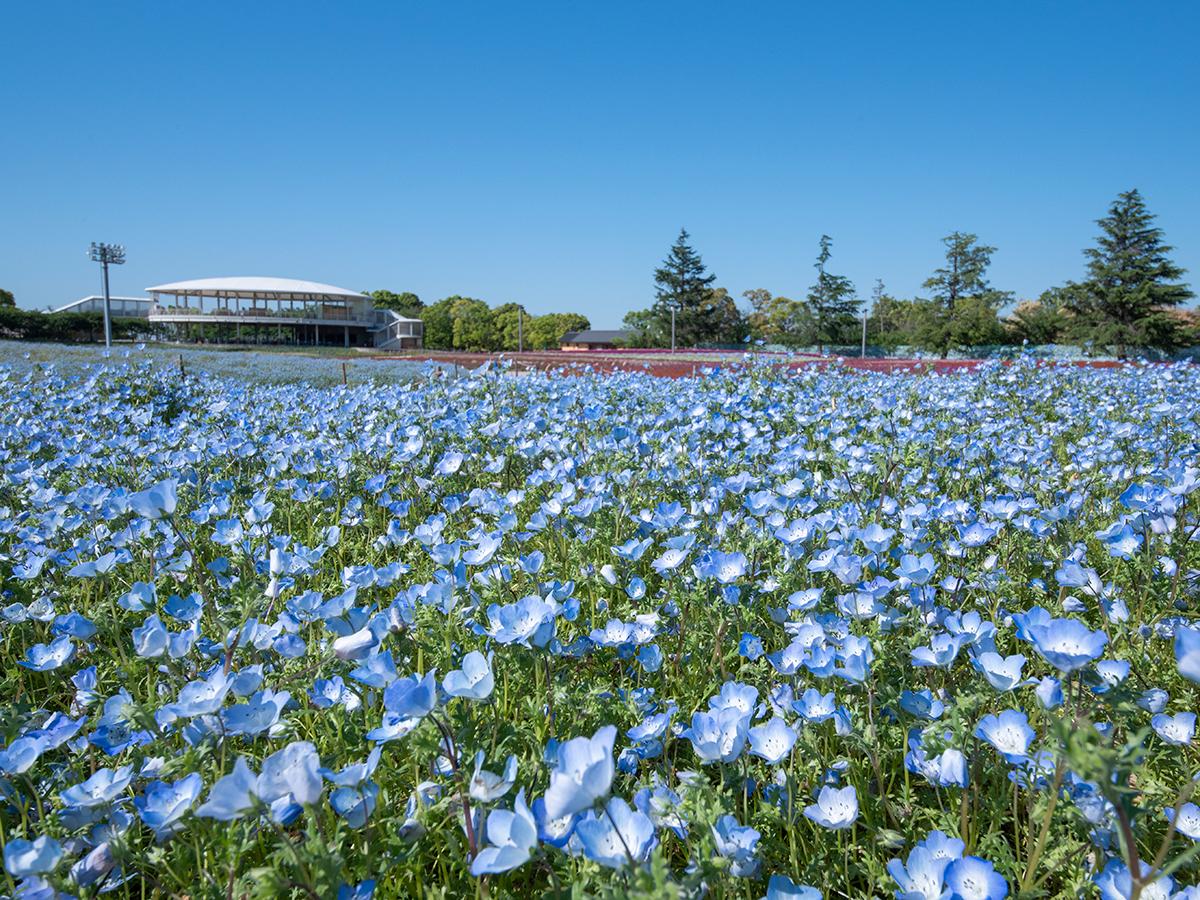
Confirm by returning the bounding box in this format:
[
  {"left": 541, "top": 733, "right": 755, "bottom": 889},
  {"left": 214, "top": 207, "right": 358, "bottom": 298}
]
[
  {"left": 60, "top": 765, "right": 134, "bottom": 808},
  {"left": 1095, "top": 521, "right": 1142, "bottom": 559},
  {"left": 542, "top": 725, "right": 616, "bottom": 819},
  {"left": 888, "top": 845, "right": 951, "bottom": 900},
  {"left": 383, "top": 670, "right": 438, "bottom": 719},
  {"left": 1093, "top": 858, "right": 1173, "bottom": 900},
  {"left": 1165, "top": 803, "right": 1200, "bottom": 841},
  {"left": 803, "top": 785, "right": 858, "bottom": 830},
  {"left": 134, "top": 773, "right": 203, "bottom": 840},
  {"left": 1034, "top": 676, "right": 1063, "bottom": 709},
  {"left": 482, "top": 595, "right": 555, "bottom": 646},
  {"left": 906, "top": 731, "right": 969, "bottom": 788},
  {"left": 944, "top": 855, "right": 1008, "bottom": 900},
  {"left": 1025, "top": 616, "right": 1107, "bottom": 673},
  {"left": 973, "top": 652, "right": 1026, "bottom": 691},
  {"left": 650, "top": 547, "right": 689, "bottom": 575},
  {"left": 1150, "top": 712, "right": 1195, "bottom": 746},
  {"left": 748, "top": 718, "right": 797, "bottom": 765},
  {"left": 975, "top": 710, "right": 1035, "bottom": 763},
  {"left": 443, "top": 650, "right": 495, "bottom": 700},
  {"left": 911, "top": 633, "right": 969, "bottom": 669},
  {"left": 3, "top": 835, "right": 63, "bottom": 878},
  {"left": 132, "top": 613, "right": 170, "bottom": 658},
  {"left": 0, "top": 736, "right": 43, "bottom": 775},
  {"left": 19, "top": 635, "right": 75, "bottom": 672},
  {"left": 793, "top": 688, "right": 837, "bottom": 723},
  {"left": 338, "top": 880, "right": 376, "bottom": 900},
  {"left": 323, "top": 747, "right": 382, "bottom": 828},
  {"left": 333, "top": 627, "right": 380, "bottom": 661},
  {"left": 684, "top": 708, "right": 749, "bottom": 764},
  {"left": 1176, "top": 626, "right": 1200, "bottom": 684},
  {"left": 196, "top": 742, "right": 322, "bottom": 821},
  {"left": 470, "top": 788, "right": 538, "bottom": 876},
  {"left": 350, "top": 650, "right": 398, "bottom": 688},
  {"left": 760, "top": 874, "right": 822, "bottom": 899},
  {"left": 713, "top": 814, "right": 761, "bottom": 877},
  {"left": 127, "top": 478, "right": 178, "bottom": 519},
  {"left": 899, "top": 690, "right": 945, "bottom": 720},
  {"left": 739, "top": 632, "right": 765, "bottom": 660},
  {"left": 693, "top": 550, "right": 749, "bottom": 584},
  {"left": 896, "top": 553, "right": 938, "bottom": 586},
  {"left": 470, "top": 752, "right": 518, "bottom": 802},
  {"left": 221, "top": 689, "right": 291, "bottom": 737},
  {"left": 575, "top": 797, "right": 657, "bottom": 869}
]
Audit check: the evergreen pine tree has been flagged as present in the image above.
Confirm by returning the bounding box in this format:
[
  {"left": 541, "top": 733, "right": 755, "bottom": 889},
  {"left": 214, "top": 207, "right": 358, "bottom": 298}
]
[
  {"left": 805, "top": 235, "right": 859, "bottom": 351},
  {"left": 651, "top": 228, "right": 717, "bottom": 347},
  {"left": 923, "top": 232, "right": 1011, "bottom": 309},
  {"left": 1071, "top": 189, "right": 1192, "bottom": 358}
]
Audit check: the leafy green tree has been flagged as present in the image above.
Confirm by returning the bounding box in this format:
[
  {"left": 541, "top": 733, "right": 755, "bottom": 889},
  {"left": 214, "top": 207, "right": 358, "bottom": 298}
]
[
  {"left": 924, "top": 233, "right": 1011, "bottom": 309},
  {"left": 1006, "top": 292, "right": 1070, "bottom": 344},
  {"left": 651, "top": 228, "right": 718, "bottom": 347},
  {"left": 448, "top": 297, "right": 493, "bottom": 351},
  {"left": 528, "top": 312, "right": 590, "bottom": 349},
  {"left": 866, "top": 280, "right": 918, "bottom": 350},
  {"left": 490, "top": 303, "right": 535, "bottom": 351},
  {"left": 1067, "top": 189, "right": 1193, "bottom": 358},
  {"left": 698, "top": 287, "right": 746, "bottom": 345},
  {"left": 621, "top": 309, "right": 667, "bottom": 348},
  {"left": 419, "top": 298, "right": 456, "bottom": 349},
  {"left": 745, "top": 289, "right": 813, "bottom": 347},
  {"left": 368, "top": 290, "right": 423, "bottom": 318},
  {"left": 0, "top": 289, "right": 14, "bottom": 308},
  {"left": 805, "top": 235, "right": 859, "bottom": 351}
]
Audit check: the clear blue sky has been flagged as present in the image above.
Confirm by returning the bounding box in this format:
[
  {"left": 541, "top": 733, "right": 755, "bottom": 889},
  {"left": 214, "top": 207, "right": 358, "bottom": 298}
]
[{"left": 3, "top": 1, "right": 1197, "bottom": 325}]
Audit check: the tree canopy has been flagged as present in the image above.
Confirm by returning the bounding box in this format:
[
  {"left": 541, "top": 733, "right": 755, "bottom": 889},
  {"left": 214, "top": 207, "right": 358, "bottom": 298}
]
[{"left": 1065, "top": 189, "right": 1193, "bottom": 357}]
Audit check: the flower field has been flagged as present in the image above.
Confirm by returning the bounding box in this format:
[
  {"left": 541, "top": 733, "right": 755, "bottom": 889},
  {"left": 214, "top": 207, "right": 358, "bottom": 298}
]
[{"left": 2, "top": 352, "right": 1200, "bottom": 900}]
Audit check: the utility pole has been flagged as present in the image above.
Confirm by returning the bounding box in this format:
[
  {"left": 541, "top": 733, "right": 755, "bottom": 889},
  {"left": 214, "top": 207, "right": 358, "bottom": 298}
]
[
  {"left": 517, "top": 306, "right": 524, "bottom": 353},
  {"left": 88, "top": 242, "right": 126, "bottom": 349},
  {"left": 671, "top": 307, "right": 676, "bottom": 353},
  {"left": 861, "top": 311, "right": 867, "bottom": 358}
]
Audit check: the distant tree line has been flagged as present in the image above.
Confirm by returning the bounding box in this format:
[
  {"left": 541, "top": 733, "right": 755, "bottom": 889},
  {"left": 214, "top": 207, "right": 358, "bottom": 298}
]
[
  {"left": 366, "top": 291, "right": 590, "bottom": 352},
  {"left": 0, "top": 306, "right": 158, "bottom": 343},
  {"left": 622, "top": 190, "right": 1197, "bottom": 358},
  {"left": 1, "top": 190, "right": 1192, "bottom": 357}
]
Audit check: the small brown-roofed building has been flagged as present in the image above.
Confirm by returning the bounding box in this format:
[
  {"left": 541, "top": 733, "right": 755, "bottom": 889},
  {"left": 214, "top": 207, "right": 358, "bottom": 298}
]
[{"left": 560, "top": 329, "right": 633, "bottom": 351}]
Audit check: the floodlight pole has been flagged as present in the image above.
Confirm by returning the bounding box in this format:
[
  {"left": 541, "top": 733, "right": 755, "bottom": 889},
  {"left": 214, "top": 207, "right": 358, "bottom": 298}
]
[
  {"left": 88, "top": 242, "right": 126, "bottom": 350},
  {"left": 100, "top": 261, "right": 112, "bottom": 349}
]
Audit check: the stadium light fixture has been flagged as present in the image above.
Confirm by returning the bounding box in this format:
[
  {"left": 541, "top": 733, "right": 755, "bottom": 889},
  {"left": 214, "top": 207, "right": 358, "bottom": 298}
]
[{"left": 88, "top": 242, "right": 126, "bottom": 349}]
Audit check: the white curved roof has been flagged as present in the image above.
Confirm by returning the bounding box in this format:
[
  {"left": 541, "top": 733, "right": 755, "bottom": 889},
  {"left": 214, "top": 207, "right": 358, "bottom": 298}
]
[{"left": 146, "top": 277, "right": 368, "bottom": 300}]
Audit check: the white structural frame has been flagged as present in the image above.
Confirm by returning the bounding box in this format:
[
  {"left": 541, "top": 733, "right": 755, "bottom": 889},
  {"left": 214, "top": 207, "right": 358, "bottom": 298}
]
[{"left": 145, "top": 277, "right": 422, "bottom": 349}]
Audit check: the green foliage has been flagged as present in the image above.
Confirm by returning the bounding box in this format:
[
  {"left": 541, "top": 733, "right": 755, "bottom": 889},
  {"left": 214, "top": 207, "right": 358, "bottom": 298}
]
[
  {"left": 923, "top": 232, "right": 1012, "bottom": 310},
  {"left": 0, "top": 288, "right": 14, "bottom": 308},
  {"left": 1006, "top": 297, "right": 1068, "bottom": 344},
  {"left": 528, "top": 312, "right": 590, "bottom": 349},
  {"left": 490, "top": 302, "right": 533, "bottom": 351},
  {"left": 419, "top": 299, "right": 587, "bottom": 351},
  {"left": 418, "top": 298, "right": 456, "bottom": 349},
  {"left": 1065, "top": 189, "right": 1194, "bottom": 358},
  {"left": 623, "top": 228, "right": 746, "bottom": 348},
  {"left": 0, "top": 307, "right": 161, "bottom": 343},
  {"left": 448, "top": 296, "right": 493, "bottom": 351},
  {"left": 745, "top": 289, "right": 815, "bottom": 347},
  {"left": 367, "top": 290, "right": 423, "bottom": 318},
  {"left": 806, "top": 235, "right": 860, "bottom": 350}
]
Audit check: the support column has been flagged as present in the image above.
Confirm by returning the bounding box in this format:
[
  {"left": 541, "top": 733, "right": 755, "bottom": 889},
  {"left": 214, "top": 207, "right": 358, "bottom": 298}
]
[{"left": 344, "top": 324, "right": 349, "bottom": 348}]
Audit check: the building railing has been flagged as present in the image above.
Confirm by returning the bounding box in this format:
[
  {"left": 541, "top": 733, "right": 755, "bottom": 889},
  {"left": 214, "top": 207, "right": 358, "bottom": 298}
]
[{"left": 149, "top": 304, "right": 376, "bottom": 324}]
